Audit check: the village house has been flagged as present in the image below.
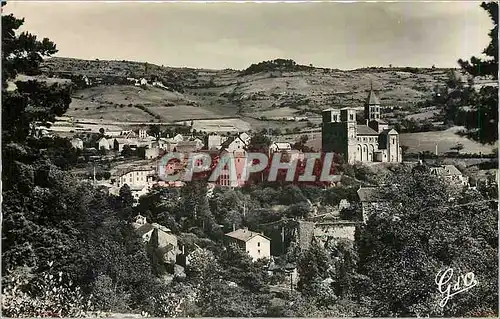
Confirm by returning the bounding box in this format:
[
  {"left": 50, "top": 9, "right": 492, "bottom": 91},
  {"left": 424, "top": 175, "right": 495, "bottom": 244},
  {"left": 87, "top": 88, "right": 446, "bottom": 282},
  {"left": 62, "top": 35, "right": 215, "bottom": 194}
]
[
  {"left": 138, "top": 129, "right": 148, "bottom": 139},
  {"left": 191, "top": 138, "right": 204, "bottom": 150},
  {"left": 97, "top": 137, "right": 113, "bottom": 151},
  {"left": 429, "top": 165, "right": 469, "bottom": 186},
  {"left": 269, "top": 141, "right": 305, "bottom": 162},
  {"left": 145, "top": 147, "right": 161, "bottom": 160},
  {"left": 357, "top": 187, "right": 387, "bottom": 223},
  {"left": 225, "top": 227, "right": 271, "bottom": 262},
  {"left": 70, "top": 137, "right": 84, "bottom": 150},
  {"left": 220, "top": 134, "right": 249, "bottom": 153},
  {"left": 173, "top": 140, "right": 202, "bottom": 153},
  {"left": 269, "top": 142, "right": 292, "bottom": 153},
  {"left": 113, "top": 137, "right": 139, "bottom": 152},
  {"left": 151, "top": 138, "right": 173, "bottom": 151},
  {"left": 207, "top": 134, "right": 229, "bottom": 150},
  {"left": 115, "top": 167, "right": 156, "bottom": 190},
  {"left": 172, "top": 134, "right": 184, "bottom": 143},
  {"left": 132, "top": 215, "right": 180, "bottom": 264}
]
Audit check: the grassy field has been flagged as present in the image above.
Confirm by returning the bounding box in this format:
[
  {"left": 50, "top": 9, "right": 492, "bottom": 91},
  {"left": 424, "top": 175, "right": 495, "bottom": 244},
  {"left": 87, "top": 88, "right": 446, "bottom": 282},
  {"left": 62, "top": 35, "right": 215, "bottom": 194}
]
[
  {"left": 404, "top": 108, "right": 440, "bottom": 121},
  {"left": 247, "top": 107, "right": 300, "bottom": 119},
  {"left": 182, "top": 118, "right": 252, "bottom": 132},
  {"left": 400, "top": 126, "right": 496, "bottom": 154},
  {"left": 146, "top": 105, "right": 223, "bottom": 122},
  {"left": 41, "top": 57, "right": 460, "bottom": 132},
  {"left": 43, "top": 57, "right": 452, "bottom": 114}
]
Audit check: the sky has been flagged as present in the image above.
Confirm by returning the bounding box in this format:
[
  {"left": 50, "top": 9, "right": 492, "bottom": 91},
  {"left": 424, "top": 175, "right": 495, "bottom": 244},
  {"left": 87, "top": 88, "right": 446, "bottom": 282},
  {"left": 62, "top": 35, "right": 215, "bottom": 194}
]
[{"left": 3, "top": 1, "right": 494, "bottom": 70}]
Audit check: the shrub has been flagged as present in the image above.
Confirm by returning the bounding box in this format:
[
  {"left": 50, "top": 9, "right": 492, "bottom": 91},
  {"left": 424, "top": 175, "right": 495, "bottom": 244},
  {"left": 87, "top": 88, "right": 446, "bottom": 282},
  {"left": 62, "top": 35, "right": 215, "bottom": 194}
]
[{"left": 2, "top": 266, "right": 94, "bottom": 318}]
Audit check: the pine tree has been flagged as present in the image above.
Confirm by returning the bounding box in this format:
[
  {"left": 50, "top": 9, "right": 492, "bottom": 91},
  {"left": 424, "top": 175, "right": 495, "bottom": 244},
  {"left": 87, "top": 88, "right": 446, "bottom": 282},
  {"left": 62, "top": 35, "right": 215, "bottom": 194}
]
[{"left": 455, "top": 2, "right": 498, "bottom": 144}]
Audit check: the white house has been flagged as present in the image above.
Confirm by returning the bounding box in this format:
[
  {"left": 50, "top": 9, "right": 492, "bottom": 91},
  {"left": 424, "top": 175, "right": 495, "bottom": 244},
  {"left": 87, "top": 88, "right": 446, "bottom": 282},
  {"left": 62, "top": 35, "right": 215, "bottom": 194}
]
[
  {"left": 225, "top": 227, "right": 271, "bottom": 262},
  {"left": 138, "top": 129, "right": 148, "bottom": 139},
  {"left": 145, "top": 147, "right": 160, "bottom": 160},
  {"left": 430, "top": 165, "right": 469, "bottom": 186},
  {"left": 239, "top": 132, "right": 251, "bottom": 145},
  {"left": 269, "top": 142, "right": 292, "bottom": 153},
  {"left": 70, "top": 137, "right": 84, "bottom": 150},
  {"left": 172, "top": 134, "right": 184, "bottom": 143},
  {"left": 97, "top": 137, "right": 112, "bottom": 150},
  {"left": 115, "top": 167, "right": 155, "bottom": 188},
  {"left": 132, "top": 215, "right": 180, "bottom": 264},
  {"left": 192, "top": 138, "right": 204, "bottom": 150},
  {"left": 113, "top": 138, "right": 139, "bottom": 152},
  {"left": 207, "top": 135, "right": 228, "bottom": 150},
  {"left": 220, "top": 134, "right": 249, "bottom": 153}
]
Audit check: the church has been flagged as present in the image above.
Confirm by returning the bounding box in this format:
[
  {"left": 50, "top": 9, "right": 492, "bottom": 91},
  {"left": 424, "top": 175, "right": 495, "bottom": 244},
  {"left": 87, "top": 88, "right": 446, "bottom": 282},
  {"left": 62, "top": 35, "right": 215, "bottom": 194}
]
[{"left": 321, "top": 84, "right": 402, "bottom": 164}]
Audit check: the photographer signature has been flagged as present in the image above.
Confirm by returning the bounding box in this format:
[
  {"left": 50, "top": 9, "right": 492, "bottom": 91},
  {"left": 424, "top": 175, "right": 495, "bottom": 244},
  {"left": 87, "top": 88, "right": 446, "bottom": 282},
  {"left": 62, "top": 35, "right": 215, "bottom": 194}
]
[{"left": 435, "top": 268, "right": 478, "bottom": 307}]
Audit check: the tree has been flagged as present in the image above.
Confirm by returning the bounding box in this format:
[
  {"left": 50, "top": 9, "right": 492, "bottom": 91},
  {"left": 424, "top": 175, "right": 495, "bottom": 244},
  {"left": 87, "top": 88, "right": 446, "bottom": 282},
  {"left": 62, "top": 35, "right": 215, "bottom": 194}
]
[
  {"left": 297, "top": 240, "right": 332, "bottom": 296},
  {"left": 148, "top": 125, "right": 161, "bottom": 139},
  {"left": 99, "top": 127, "right": 105, "bottom": 135},
  {"left": 356, "top": 166, "right": 498, "bottom": 317},
  {"left": 455, "top": 2, "right": 498, "bottom": 144},
  {"left": 247, "top": 132, "right": 272, "bottom": 153},
  {"left": 2, "top": 6, "right": 71, "bottom": 144}
]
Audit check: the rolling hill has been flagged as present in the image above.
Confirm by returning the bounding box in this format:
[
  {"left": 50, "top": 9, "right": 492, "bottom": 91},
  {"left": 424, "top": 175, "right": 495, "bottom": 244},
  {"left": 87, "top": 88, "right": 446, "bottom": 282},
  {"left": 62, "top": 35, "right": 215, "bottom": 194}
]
[{"left": 41, "top": 57, "right": 453, "bottom": 126}]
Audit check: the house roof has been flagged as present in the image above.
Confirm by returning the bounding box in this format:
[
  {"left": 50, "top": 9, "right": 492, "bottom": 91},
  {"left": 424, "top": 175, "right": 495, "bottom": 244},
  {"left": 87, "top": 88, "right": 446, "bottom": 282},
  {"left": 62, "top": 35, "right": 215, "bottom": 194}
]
[
  {"left": 380, "top": 128, "right": 398, "bottom": 135},
  {"left": 174, "top": 141, "right": 199, "bottom": 152},
  {"left": 114, "top": 137, "right": 140, "bottom": 145},
  {"left": 366, "top": 88, "right": 381, "bottom": 105},
  {"left": 357, "top": 187, "right": 384, "bottom": 202},
  {"left": 369, "top": 119, "right": 388, "bottom": 125},
  {"left": 116, "top": 166, "right": 155, "bottom": 177},
  {"left": 430, "top": 165, "right": 462, "bottom": 177},
  {"left": 356, "top": 125, "right": 379, "bottom": 136},
  {"left": 135, "top": 223, "right": 154, "bottom": 237},
  {"left": 225, "top": 228, "right": 270, "bottom": 242},
  {"left": 272, "top": 142, "right": 292, "bottom": 150},
  {"left": 220, "top": 135, "right": 248, "bottom": 151}
]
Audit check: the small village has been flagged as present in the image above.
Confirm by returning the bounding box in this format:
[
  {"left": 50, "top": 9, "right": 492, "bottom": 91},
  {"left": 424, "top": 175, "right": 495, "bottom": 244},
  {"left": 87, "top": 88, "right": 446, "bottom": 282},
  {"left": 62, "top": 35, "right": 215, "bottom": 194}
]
[
  {"left": 27, "top": 85, "right": 496, "bottom": 296},
  {"left": 2, "top": 1, "right": 498, "bottom": 317}
]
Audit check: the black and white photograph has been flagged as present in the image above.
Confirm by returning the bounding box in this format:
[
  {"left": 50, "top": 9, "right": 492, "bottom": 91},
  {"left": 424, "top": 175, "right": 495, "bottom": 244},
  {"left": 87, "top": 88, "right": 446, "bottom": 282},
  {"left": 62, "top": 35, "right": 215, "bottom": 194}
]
[{"left": 1, "top": 0, "right": 498, "bottom": 317}]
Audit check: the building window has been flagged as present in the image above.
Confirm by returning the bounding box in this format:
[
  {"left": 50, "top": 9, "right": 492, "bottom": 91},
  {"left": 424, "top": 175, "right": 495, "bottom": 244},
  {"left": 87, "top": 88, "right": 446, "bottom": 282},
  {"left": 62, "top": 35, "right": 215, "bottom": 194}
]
[
  {"left": 333, "top": 115, "right": 338, "bottom": 121},
  {"left": 129, "top": 178, "right": 132, "bottom": 182},
  {"left": 258, "top": 242, "right": 260, "bottom": 247},
  {"left": 349, "top": 114, "right": 354, "bottom": 121}
]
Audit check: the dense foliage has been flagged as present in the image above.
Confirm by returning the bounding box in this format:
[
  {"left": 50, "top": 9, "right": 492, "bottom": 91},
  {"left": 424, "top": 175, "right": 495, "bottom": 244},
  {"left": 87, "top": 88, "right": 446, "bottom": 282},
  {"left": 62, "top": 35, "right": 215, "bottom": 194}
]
[
  {"left": 240, "top": 58, "right": 313, "bottom": 76},
  {"left": 444, "top": 2, "right": 498, "bottom": 144}
]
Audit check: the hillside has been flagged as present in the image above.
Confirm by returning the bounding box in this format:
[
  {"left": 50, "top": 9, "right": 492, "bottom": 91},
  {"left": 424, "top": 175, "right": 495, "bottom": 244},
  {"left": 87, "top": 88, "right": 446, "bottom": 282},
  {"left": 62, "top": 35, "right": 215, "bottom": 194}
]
[{"left": 40, "top": 57, "right": 453, "bottom": 125}]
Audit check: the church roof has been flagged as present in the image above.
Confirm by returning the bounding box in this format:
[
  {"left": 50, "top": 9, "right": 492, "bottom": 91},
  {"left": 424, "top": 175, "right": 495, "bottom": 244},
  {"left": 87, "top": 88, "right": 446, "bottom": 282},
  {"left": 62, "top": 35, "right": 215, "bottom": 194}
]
[
  {"left": 356, "top": 125, "right": 379, "bottom": 135},
  {"left": 366, "top": 88, "right": 380, "bottom": 105},
  {"left": 380, "top": 128, "right": 399, "bottom": 135},
  {"left": 369, "top": 119, "right": 388, "bottom": 125},
  {"left": 357, "top": 187, "right": 384, "bottom": 202}
]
